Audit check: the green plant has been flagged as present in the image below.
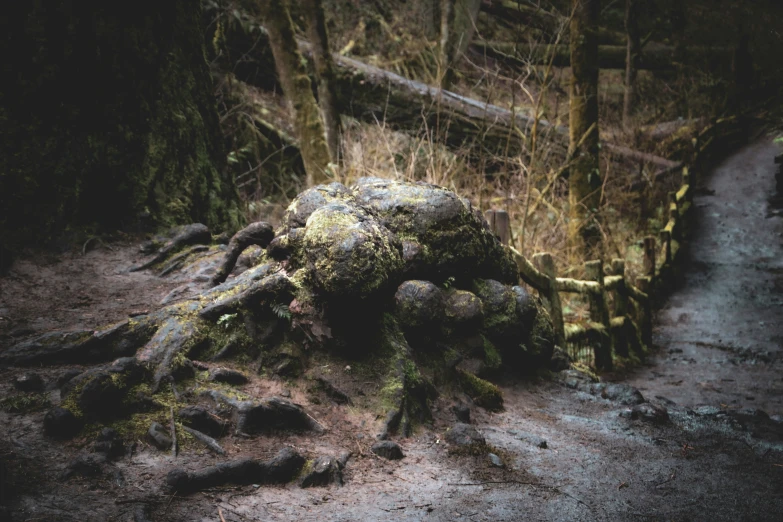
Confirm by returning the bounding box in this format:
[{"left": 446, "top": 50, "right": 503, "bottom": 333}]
[
  {"left": 271, "top": 303, "right": 292, "bottom": 321},
  {"left": 217, "top": 313, "right": 238, "bottom": 329}
]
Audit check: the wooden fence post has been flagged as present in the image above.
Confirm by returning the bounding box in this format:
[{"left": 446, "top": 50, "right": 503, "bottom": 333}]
[
  {"left": 635, "top": 276, "right": 652, "bottom": 348},
  {"left": 643, "top": 236, "right": 656, "bottom": 279},
  {"left": 532, "top": 253, "right": 565, "bottom": 349},
  {"left": 610, "top": 259, "right": 629, "bottom": 358},
  {"left": 682, "top": 166, "right": 691, "bottom": 189},
  {"left": 484, "top": 209, "right": 511, "bottom": 246},
  {"left": 660, "top": 229, "right": 672, "bottom": 266},
  {"left": 668, "top": 191, "right": 679, "bottom": 239},
  {"left": 585, "top": 260, "right": 612, "bottom": 371}
]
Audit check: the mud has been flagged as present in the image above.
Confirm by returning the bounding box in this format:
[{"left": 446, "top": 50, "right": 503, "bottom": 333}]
[
  {"left": 1, "top": 140, "right": 782, "bottom": 521},
  {"left": 621, "top": 139, "right": 783, "bottom": 416}
]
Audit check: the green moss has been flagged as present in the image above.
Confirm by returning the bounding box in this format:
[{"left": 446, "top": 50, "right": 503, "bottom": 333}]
[
  {"left": 0, "top": 393, "right": 50, "bottom": 414},
  {"left": 482, "top": 336, "right": 502, "bottom": 370},
  {"left": 302, "top": 207, "right": 403, "bottom": 297},
  {"left": 571, "top": 361, "right": 599, "bottom": 382},
  {"left": 457, "top": 370, "right": 503, "bottom": 412}
]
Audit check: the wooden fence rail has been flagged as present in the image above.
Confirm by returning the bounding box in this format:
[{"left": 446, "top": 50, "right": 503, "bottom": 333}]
[
  {"left": 485, "top": 116, "right": 745, "bottom": 370},
  {"left": 494, "top": 162, "right": 692, "bottom": 370}
]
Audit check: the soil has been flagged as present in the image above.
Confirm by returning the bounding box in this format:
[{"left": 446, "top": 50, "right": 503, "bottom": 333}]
[{"left": 1, "top": 139, "right": 782, "bottom": 522}]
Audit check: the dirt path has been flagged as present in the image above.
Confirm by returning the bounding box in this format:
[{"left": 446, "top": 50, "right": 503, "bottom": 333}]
[
  {"left": 1, "top": 140, "right": 782, "bottom": 522},
  {"left": 621, "top": 138, "right": 783, "bottom": 416}
]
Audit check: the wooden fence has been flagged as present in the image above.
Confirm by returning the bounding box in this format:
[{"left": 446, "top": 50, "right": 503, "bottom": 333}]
[{"left": 483, "top": 116, "right": 745, "bottom": 370}]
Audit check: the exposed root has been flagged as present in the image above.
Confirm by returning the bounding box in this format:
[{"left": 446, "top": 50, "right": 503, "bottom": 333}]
[
  {"left": 378, "top": 315, "right": 435, "bottom": 439},
  {"left": 210, "top": 222, "right": 275, "bottom": 286},
  {"left": 165, "top": 448, "right": 305, "bottom": 494},
  {"left": 130, "top": 224, "right": 212, "bottom": 272}
]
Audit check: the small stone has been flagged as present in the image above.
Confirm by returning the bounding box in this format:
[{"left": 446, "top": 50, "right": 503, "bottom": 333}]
[
  {"left": 13, "top": 372, "right": 44, "bottom": 392},
  {"left": 445, "top": 423, "right": 486, "bottom": 447},
  {"left": 61, "top": 453, "right": 106, "bottom": 480},
  {"left": 488, "top": 453, "right": 503, "bottom": 467},
  {"left": 631, "top": 403, "right": 669, "bottom": 424},
  {"left": 208, "top": 367, "right": 249, "bottom": 385},
  {"left": 590, "top": 383, "right": 645, "bottom": 405},
  {"left": 300, "top": 456, "right": 343, "bottom": 487},
  {"left": 56, "top": 369, "right": 83, "bottom": 389},
  {"left": 93, "top": 428, "right": 125, "bottom": 459},
  {"left": 148, "top": 422, "right": 173, "bottom": 450},
  {"left": 451, "top": 403, "right": 471, "bottom": 423},
  {"left": 178, "top": 405, "right": 229, "bottom": 438},
  {"left": 43, "top": 407, "right": 82, "bottom": 439},
  {"left": 371, "top": 441, "right": 404, "bottom": 460}
]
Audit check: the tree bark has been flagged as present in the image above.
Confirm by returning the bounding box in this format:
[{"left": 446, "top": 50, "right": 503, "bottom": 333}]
[
  {"left": 439, "top": 0, "right": 482, "bottom": 88},
  {"left": 261, "top": 0, "right": 331, "bottom": 187},
  {"left": 622, "top": 0, "right": 640, "bottom": 128},
  {"left": 568, "top": 0, "right": 602, "bottom": 258},
  {"left": 0, "top": 0, "right": 242, "bottom": 249},
  {"left": 301, "top": 0, "right": 342, "bottom": 166}
]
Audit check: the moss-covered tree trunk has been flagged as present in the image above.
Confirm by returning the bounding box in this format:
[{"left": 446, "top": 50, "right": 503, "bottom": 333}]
[
  {"left": 622, "top": 0, "right": 640, "bottom": 128},
  {"left": 568, "top": 0, "right": 602, "bottom": 259},
  {"left": 0, "top": 0, "right": 241, "bottom": 250},
  {"left": 301, "top": 0, "right": 342, "bottom": 166},
  {"left": 262, "top": 0, "right": 332, "bottom": 187},
  {"left": 438, "top": 0, "right": 482, "bottom": 88}
]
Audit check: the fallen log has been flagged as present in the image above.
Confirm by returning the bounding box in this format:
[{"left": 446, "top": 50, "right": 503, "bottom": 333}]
[
  {"left": 479, "top": 0, "right": 626, "bottom": 45},
  {"left": 478, "top": 42, "right": 731, "bottom": 71},
  {"left": 219, "top": 19, "right": 678, "bottom": 168},
  {"left": 475, "top": 42, "right": 731, "bottom": 71}
]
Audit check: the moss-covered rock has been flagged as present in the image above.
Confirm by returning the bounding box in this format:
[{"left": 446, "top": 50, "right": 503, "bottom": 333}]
[
  {"left": 457, "top": 370, "right": 504, "bottom": 412},
  {"left": 394, "top": 280, "right": 444, "bottom": 329},
  {"left": 281, "top": 182, "right": 356, "bottom": 231},
  {"left": 472, "top": 279, "right": 520, "bottom": 340},
  {"left": 443, "top": 289, "right": 483, "bottom": 329},
  {"left": 300, "top": 203, "right": 404, "bottom": 299},
  {"left": 352, "top": 178, "right": 516, "bottom": 283}
]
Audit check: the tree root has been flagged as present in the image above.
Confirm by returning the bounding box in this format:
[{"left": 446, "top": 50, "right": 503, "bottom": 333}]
[
  {"left": 130, "top": 224, "right": 211, "bottom": 272},
  {"left": 203, "top": 391, "right": 325, "bottom": 435},
  {"left": 377, "top": 315, "right": 435, "bottom": 439},
  {"left": 165, "top": 448, "right": 305, "bottom": 494},
  {"left": 210, "top": 222, "right": 274, "bottom": 286}
]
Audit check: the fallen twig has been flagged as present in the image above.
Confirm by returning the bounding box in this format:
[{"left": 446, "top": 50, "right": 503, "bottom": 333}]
[
  {"left": 219, "top": 506, "right": 227, "bottom": 522},
  {"left": 181, "top": 425, "right": 226, "bottom": 455}
]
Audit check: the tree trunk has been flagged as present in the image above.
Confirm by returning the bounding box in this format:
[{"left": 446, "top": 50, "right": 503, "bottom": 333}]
[
  {"left": 216, "top": 19, "right": 679, "bottom": 171},
  {"left": 622, "top": 0, "right": 640, "bottom": 128},
  {"left": 568, "top": 0, "right": 602, "bottom": 258},
  {"left": 301, "top": 0, "right": 343, "bottom": 166},
  {"left": 0, "top": 0, "right": 242, "bottom": 250},
  {"left": 261, "top": 0, "right": 331, "bottom": 187},
  {"left": 439, "top": 0, "right": 482, "bottom": 88}
]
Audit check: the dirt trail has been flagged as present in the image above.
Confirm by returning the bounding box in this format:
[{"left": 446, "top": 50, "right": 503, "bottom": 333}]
[
  {"left": 621, "top": 138, "right": 783, "bottom": 416},
  {"left": 1, "top": 140, "right": 782, "bottom": 522}
]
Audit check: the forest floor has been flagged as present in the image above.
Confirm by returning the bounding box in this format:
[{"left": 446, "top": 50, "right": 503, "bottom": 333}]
[{"left": 1, "top": 139, "right": 782, "bottom": 522}]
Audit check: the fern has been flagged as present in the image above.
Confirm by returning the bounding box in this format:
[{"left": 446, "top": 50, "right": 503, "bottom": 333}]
[
  {"left": 441, "top": 276, "right": 456, "bottom": 290},
  {"left": 271, "top": 303, "right": 292, "bottom": 321}
]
